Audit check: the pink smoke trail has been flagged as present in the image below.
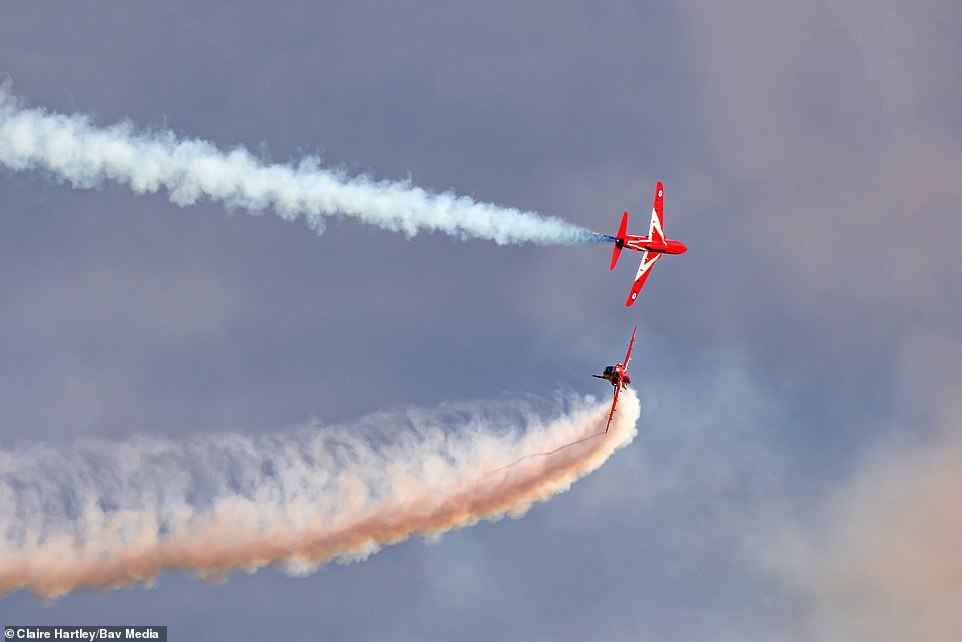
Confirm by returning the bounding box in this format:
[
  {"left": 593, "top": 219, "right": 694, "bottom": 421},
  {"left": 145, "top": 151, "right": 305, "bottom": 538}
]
[{"left": 0, "top": 390, "right": 639, "bottom": 599}]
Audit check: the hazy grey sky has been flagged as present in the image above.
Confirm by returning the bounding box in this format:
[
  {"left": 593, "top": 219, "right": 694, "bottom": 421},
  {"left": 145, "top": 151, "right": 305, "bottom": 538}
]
[{"left": 2, "top": 2, "right": 960, "bottom": 639}]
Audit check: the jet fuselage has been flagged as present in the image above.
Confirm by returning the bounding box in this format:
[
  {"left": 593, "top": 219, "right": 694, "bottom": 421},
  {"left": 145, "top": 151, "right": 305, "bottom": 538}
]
[{"left": 619, "top": 236, "right": 688, "bottom": 255}]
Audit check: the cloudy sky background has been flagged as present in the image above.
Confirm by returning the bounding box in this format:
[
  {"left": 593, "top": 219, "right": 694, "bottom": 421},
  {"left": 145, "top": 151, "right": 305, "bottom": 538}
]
[{"left": 2, "top": 2, "right": 960, "bottom": 640}]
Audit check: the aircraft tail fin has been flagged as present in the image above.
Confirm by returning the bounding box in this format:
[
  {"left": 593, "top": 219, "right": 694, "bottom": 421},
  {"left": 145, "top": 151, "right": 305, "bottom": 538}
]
[{"left": 609, "top": 211, "right": 629, "bottom": 270}]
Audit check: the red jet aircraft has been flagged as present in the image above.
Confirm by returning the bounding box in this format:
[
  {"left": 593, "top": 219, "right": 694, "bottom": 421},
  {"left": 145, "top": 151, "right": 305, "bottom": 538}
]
[
  {"left": 608, "top": 181, "right": 687, "bottom": 306},
  {"left": 592, "top": 326, "right": 636, "bottom": 433}
]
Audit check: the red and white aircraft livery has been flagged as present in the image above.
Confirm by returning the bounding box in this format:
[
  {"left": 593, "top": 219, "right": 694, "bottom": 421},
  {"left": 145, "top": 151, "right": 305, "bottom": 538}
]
[
  {"left": 592, "top": 326, "right": 636, "bottom": 434},
  {"left": 607, "top": 181, "right": 687, "bottom": 306}
]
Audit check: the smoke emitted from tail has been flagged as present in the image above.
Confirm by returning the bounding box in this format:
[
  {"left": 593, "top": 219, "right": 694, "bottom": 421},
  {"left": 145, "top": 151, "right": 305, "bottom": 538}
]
[
  {"left": 0, "top": 389, "right": 639, "bottom": 599},
  {"left": 0, "top": 81, "right": 605, "bottom": 245}
]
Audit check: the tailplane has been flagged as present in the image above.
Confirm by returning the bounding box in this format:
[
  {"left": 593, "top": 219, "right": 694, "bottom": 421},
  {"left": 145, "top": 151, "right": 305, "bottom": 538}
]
[{"left": 609, "top": 211, "right": 629, "bottom": 270}]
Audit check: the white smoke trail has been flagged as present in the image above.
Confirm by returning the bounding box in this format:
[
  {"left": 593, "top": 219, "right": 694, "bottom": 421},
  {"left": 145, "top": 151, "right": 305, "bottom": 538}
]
[
  {"left": 0, "top": 389, "right": 639, "bottom": 599},
  {"left": 0, "top": 80, "right": 604, "bottom": 245}
]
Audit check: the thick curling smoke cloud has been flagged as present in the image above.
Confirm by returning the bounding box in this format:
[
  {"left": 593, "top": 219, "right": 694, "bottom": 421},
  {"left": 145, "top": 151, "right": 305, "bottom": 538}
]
[
  {"left": 0, "top": 80, "right": 601, "bottom": 245},
  {"left": 0, "top": 390, "right": 639, "bottom": 599}
]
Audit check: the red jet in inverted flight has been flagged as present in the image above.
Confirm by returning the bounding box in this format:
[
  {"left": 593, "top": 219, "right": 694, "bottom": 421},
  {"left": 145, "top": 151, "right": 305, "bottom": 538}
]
[
  {"left": 592, "top": 326, "right": 636, "bottom": 433},
  {"left": 608, "top": 181, "right": 687, "bottom": 306}
]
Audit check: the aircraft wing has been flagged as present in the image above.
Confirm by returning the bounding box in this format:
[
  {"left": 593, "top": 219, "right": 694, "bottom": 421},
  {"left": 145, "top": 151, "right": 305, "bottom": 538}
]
[
  {"left": 623, "top": 326, "right": 637, "bottom": 372},
  {"left": 625, "top": 251, "right": 661, "bottom": 306},
  {"left": 605, "top": 384, "right": 621, "bottom": 433},
  {"left": 648, "top": 181, "right": 665, "bottom": 244}
]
